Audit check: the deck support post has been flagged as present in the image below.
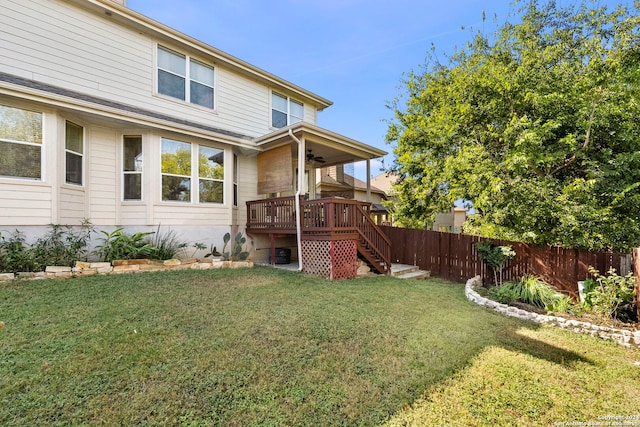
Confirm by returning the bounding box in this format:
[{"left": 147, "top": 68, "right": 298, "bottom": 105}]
[{"left": 270, "top": 234, "right": 276, "bottom": 266}]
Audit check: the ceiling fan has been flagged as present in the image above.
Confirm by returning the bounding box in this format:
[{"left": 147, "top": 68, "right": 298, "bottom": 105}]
[{"left": 306, "top": 149, "right": 326, "bottom": 164}]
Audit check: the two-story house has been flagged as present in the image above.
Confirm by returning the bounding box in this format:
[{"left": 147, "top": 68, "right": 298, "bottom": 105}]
[{"left": 0, "top": 0, "right": 389, "bottom": 278}]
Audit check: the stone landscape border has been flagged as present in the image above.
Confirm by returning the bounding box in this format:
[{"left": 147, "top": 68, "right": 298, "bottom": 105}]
[
  {"left": 465, "top": 276, "right": 640, "bottom": 349},
  {"left": 0, "top": 258, "right": 254, "bottom": 282}
]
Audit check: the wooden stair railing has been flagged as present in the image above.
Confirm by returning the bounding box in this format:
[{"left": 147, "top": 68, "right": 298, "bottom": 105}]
[{"left": 354, "top": 203, "right": 391, "bottom": 275}]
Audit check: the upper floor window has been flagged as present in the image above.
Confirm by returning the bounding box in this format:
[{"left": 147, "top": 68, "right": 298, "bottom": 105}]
[
  {"left": 123, "top": 136, "right": 143, "bottom": 201},
  {"left": 65, "top": 121, "right": 83, "bottom": 185},
  {"left": 157, "top": 46, "right": 215, "bottom": 109},
  {"left": 0, "top": 104, "right": 42, "bottom": 180},
  {"left": 271, "top": 92, "right": 303, "bottom": 128}
]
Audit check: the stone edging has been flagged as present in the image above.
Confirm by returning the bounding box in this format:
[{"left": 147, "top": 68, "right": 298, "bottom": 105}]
[
  {"left": 0, "top": 258, "right": 254, "bottom": 282},
  {"left": 465, "top": 276, "right": 640, "bottom": 349}
]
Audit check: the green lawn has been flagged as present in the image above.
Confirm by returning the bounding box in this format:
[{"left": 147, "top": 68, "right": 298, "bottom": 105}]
[{"left": 1, "top": 267, "right": 639, "bottom": 426}]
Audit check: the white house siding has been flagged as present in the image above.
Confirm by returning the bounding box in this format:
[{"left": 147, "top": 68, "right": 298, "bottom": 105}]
[
  {"left": 236, "top": 154, "right": 257, "bottom": 227},
  {"left": 0, "top": 0, "right": 334, "bottom": 253},
  {"left": 153, "top": 205, "right": 230, "bottom": 226},
  {"left": 216, "top": 69, "right": 271, "bottom": 135},
  {"left": 304, "top": 103, "right": 317, "bottom": 124},
  {"left": 0, "top": 0, "right": 317, "bottom": 143},
  {"left": 58, "top": 186, "right": 86, "bottom": 224},
  {"left": 119, "top": 204, "right": 147, "bottom": 226},
  {"left": 0, "top": 181, "right": 53, "bottom": 226},
  {"left": 88, "top": 126, "right": 117, "bottom": 225},
  {"left": 0, "top": 1, "right": 151, "bottom": 101}
]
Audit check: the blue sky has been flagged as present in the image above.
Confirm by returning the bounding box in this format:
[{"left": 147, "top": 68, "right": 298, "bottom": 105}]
[{"left": 127, "top": 0, "right": 631, "bottom": 179}]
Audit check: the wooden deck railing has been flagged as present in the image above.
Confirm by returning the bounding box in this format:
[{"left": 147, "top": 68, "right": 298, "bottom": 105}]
[
  {"left": 246, "top": 196, "right": 391, "bottom": 274},
  {"left": 246, "top": 196, "right": 298, "bottom": 232}
]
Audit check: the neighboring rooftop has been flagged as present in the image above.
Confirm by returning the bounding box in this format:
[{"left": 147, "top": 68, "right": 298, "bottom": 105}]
[{"left": 371, "top": 172, "right": 400, "bottom": 196}]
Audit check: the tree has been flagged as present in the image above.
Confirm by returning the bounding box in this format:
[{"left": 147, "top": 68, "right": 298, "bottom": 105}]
[
  {"left": 385, "top": 0, "right": 640, "bottom": 252},
  {"left": 475, "top": 241, "right": 516, "bottom": 286}
]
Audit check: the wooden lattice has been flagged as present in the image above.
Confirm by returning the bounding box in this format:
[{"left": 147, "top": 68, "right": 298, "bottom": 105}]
[
  {"left": 329, "top": 240, "right": 357, "bottom": 280},
  {"left": 301, "top": 241, "right": 331, "bottom": 277},
  {"left": 301, "top": 239, "right": 357, "bottom": 280}
]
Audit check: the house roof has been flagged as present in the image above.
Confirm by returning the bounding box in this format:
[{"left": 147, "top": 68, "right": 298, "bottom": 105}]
[
  {"left": 371, "top": 171, "right": 400, "bottom": 196},
  {"left": 318, "top": 170, "right": 386, "bottom": 196},
  {"left": 0, "top": 71, "right": 259, "bottom": 152},
  {"left": 0, "top": 71, "right": 387, "bottom": 161},
  {"left": 73, "top": 0, "right": 333, "bottom": 111},
  {"left": 255, "top": 122, "right": 387, "bottom": 166},
  {"left": 0, "top": 72, "right": 249, "bottom": 140}
]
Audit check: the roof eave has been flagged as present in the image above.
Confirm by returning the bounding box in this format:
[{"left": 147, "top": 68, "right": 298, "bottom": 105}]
[{"left": 255, "top": 122, "right": 387, "bottom": 160}]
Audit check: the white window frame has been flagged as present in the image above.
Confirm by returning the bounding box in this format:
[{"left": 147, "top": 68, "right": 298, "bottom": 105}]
[
  {"left": 122, "top": 135, "right": 143, "bottom": 201},
  {"left": 64, "top": 120, "right": 84, "bottom": 186},
  {"left": 198, "top": 145, "right": 224, "bottom": 204},
  {"left": 157, "top": 45, "right": 215, "bottom": 110},
  {"left": 160, "top": 137, "right": 225, "bottom": 204},
  {"left": 233, "top": 153, "right": 238, "bottom": 207},
  {"left": 0, "top": 104, "right": 43, "bottom": 181},
  {"left": 161, "top": 138, "right": 192, "bottom": 202},
  {"left": 271, "top": 92, "right": 304, "bottom": 128}
]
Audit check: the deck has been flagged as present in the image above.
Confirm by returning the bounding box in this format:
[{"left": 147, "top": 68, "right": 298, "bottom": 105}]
[{"left": 246, "top": 196, "right": 391, "bottom": 274}]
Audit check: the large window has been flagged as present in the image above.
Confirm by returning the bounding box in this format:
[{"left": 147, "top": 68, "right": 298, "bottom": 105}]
[
  {"left": 157, "top": 46, "right": 215, "bottom": 109},
  {"left": 199, "top": 146, "right": 224, "bottom": 204},
  {"left": 0, "top": 104, "right": 42, "bottom": 180},
  {"left": 271, "top": 92, "right": 303, "bottom": 128},
  {"left": 161, "top": 138, "right": 225, "bottom": 204},
  {"left": 161, "top": 138, "right": 192, "bottom": 202},
  {"left": 65, "top": 121, "right": 83, "bottom": 185},
  {"left": 123, "top": 136, "right": 142, "bottom": 201}
]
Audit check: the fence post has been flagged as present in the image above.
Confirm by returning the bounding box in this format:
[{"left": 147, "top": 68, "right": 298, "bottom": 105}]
[{"left": 634, "top": 248, "right": 640, "bottom": 322}]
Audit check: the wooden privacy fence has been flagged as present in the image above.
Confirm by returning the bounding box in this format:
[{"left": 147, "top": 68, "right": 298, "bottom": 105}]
[{"left": 380, "top": 226, "right": 633, "bottom": 298}]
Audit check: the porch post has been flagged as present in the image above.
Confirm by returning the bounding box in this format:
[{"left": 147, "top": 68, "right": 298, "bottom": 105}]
[
  {"left": 366, "top": 159, "right": 372, "bottom": 202},
  {"left": 288, "top": 128, "right": 306, "bottom": 272},
  {"left": 270, "top": 234, "right": 276, "bottom": 266},
  {"left": 298, "top": 137, "right": 306, "bottom": 202},
  {"left": 297, "top": 136, "right": 306, "bottom": 271}
]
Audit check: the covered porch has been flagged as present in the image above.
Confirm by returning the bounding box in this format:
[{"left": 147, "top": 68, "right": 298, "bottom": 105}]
[{"left": 247, "top": 123, "right": 390, "bottom": 279}]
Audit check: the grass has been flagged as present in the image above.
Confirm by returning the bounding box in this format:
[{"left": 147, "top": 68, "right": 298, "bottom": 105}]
[{"left": 1, "top": 267, "right": 639, "bottom": 426}]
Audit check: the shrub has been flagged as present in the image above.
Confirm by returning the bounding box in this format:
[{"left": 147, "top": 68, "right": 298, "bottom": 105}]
[
  {"left": 546, "top": 293, "right": 574, "bottom": 314},
  {"left": 490, "top": 275, "right": 574, "bottom": 313},
  {"left": 31, "top": 221, "right": 94, "bottom": 269},
  {"left": 95, "top": 228, "right": 156, "bottom": 262},
  {"left": 145, "top": 226, "right": 187, "bottom": 260},
  {"left": 475, "top": 241, "right": 515, "bottom": 286},
  {"left": 0, "top": 230, "right": 37, "bottom": 273},
  {"left": 582, "top": 267, "right": 637, "bottom": 323},
  {"left": 489, "top": 283, "right": 520, "bottom": 305},
  {"left": 515, "top": 275, "right": 566, "bottom": 310}
]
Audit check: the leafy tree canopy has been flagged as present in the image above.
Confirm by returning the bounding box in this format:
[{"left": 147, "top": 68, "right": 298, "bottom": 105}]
[{"left": 385, "top": 0, "right": 640, "bottom": 253}]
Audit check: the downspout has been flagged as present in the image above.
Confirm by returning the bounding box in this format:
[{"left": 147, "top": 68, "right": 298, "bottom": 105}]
[{"left": 288, "top": 128, "right": 304, "bottom": 272}]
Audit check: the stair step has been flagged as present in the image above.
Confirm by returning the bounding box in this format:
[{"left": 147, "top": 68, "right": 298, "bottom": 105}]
[
  {"left": 395, "top": 270, "right": 431, "bottom": 280},
  {"left": 391, "top": 264, "right": 430, "bottom": 280}
]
